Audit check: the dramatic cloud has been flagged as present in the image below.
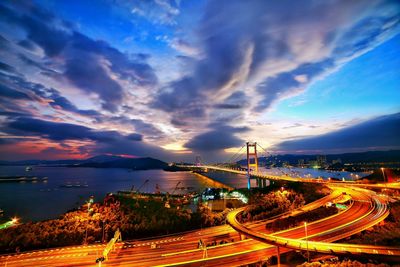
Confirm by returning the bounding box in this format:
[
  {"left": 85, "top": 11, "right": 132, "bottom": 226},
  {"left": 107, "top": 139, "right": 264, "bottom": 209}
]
[
  {"left": 0, "top": 61, "right": 18, "bottom": 74},
  {"left": 0, "top": 0, "right": 399, "bottom": 161},
  {"left": 0, "top": 2, "right": 158, "bottom": 112},
  {"left": 276, "top": 113, "right": 400, "bottom": 153},
  {"left": 213, "top": 91, "right": 248, "bottom": 110},
  {"left": 2, "top": 117, "right": 172, "bottom": 160},
  {"left": 5, "top": 117, "right": 125, "bottom": 142},
  {"left": 130, "top": 119, "right": 164, "bottom": 139},
  {"left": 0, "top": 72, "right": 100, "bottom": 117},
  {"left": 185, "top": 125, "right": 249, "bottom": 151},
  {"left": 255, "top": 59, "right": 334, "bottom": 111},
  {"left": 17, "top": 54, "right": 59, "bottom": 77},
  {"left": 98, "top": 116, "right": 164, "bottom": 140},
  {"left": 153, "top": 0, "right": 400, "bottom": 122},
  {"left": 0, "top": 83, "right": 30, "bottom": 100}
]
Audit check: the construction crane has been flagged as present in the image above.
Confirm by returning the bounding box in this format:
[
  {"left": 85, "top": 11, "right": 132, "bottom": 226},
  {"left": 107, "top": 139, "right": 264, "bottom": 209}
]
[
  {"left": 164, "top": 181, "right": 181, "bottom": 209},
  {"left": 171, "top": 181, "right": 181, "bottom": 195},
  {"left": 130, "top": 179, "right": 149, "bottom": 197},
  {"left": 155, "top": 183, "right": 161, "bottom": 194},
  {"left": 137, "top": 179, "right": 149, "bottom": 193}
]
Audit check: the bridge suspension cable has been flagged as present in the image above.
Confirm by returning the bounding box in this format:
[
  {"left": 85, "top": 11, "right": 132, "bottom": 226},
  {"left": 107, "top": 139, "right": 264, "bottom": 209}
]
[
  {"left": 256, "top": 143, "right": 295, "bottom": 177},
  {"left": 228, "top": 150, "right": 247, "bottom": 165},
  {"left": 256, "top": 143, "right": 274, "bottom": 157},
  {"left": 218, "top": 144, "right": 247, "bottom": 166},
  {"left": 255, "top": 143, "right": 275, "bottom": 166}
]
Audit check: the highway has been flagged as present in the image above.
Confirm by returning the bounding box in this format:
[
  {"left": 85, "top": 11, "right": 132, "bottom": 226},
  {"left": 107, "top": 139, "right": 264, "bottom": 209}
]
[
  {"left": 227, "top": 186, "right": 400, "bottom": 262},
  {"left": 0, "top": 189, "right": 342, "bottom": 266},
  {"left": 1, "top": 186, "right": 396, "bottom": 266}
]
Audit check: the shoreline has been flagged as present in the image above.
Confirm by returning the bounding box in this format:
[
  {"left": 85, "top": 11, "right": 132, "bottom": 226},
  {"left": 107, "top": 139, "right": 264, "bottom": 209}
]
[
  {"left": 0, "top": 176, "right": 48, "bottom": 183},
  {"left": 192, "top": 171, "right": 235, "bottom": 191}
]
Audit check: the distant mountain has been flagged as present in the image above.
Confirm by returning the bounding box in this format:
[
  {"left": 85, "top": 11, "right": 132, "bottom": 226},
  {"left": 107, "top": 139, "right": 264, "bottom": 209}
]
[
  {"left": 0, "top": 155, "right": 168, "bottom": 170},
  {"left": 73, "top": 157, "right": 168, "bottom": 170},
  {"left": 81, "top": 155, "right": 124, "bottom": 164},
  {"left": 237, "top": 150, "right": 400, "bottom": 165}
]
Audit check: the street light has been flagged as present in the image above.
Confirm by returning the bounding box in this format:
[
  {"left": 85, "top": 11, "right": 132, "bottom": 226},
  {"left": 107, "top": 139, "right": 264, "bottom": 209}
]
[
  {"left": 381, "top": 168, "right": 390, "bottom": 201},
  {"left": 381, "top": 168, "right": 386, "bottom": 183},
  {"left": 85, "top": 196, "right": 94, "bottom": 244},
  {"left": 304, "top": 222, "right": 309, "bottom": 262}
]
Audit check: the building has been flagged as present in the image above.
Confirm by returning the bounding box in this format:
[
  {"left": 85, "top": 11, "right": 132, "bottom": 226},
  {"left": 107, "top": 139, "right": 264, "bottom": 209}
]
[
  {"left": 317, "top": 155, "right": 327, "bottom": 168},
  {"left": 297, "top": 159, "right": 305, "bottom": 167},
  {"left": 332, "top": 158, "right": 342, "bottom": 164}
]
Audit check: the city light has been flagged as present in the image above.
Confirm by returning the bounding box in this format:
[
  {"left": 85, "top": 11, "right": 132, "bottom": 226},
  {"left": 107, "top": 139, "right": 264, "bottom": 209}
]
[
  {"left": 11, "top": 217, "right": 18, "bottom": 224},
  {"left": 381, "top": 168, "right": 386, "bottom": 183}
]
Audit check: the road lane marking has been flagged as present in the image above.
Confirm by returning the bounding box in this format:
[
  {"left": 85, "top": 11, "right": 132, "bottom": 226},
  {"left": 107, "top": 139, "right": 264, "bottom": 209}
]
[
  {"left": 161, "top": 239, "right": 253, "bottom": 257},
  {"left": 155, "top": 246, "right": 269, "bottom": 267}
]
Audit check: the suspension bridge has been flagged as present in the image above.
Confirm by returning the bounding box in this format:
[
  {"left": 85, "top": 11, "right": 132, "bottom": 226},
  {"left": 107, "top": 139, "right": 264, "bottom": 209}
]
[
  {"left": 180, "top": 141, "right": 400, "bottom": 190},
  {"left": 182, "top": 142, "right": 295, "bottom": 189}
]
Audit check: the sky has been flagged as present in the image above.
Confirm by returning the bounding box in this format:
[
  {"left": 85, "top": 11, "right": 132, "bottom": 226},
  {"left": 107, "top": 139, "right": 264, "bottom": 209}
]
[{"left": 0, "top": 0, "right": 399, "bottom": 162}]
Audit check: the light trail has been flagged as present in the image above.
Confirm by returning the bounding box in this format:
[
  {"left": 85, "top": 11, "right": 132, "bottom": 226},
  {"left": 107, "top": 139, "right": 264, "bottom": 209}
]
[
  {"left": 226, "top": 186, "right": 400, "bottom": 261},
  {"left": 1, "top": 186, "right": 398, "bottom": 266}
]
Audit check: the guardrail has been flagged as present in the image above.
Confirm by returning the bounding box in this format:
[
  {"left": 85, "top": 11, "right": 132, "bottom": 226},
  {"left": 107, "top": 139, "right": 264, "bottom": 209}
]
[
  {"left": 182, "top": 165, "right": 400, "bottom": 190},
  {"left": 226, "top": 188, "right": 400, "bottom": 260}
]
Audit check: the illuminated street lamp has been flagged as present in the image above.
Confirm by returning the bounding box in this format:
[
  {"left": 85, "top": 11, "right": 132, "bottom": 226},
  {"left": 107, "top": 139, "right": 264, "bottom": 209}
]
[
  {"left": 304, "top": 222, "right": 309, "bottom": 262},
  {"left": 381, "top": 168, "right": 390, "bottom": 201},
  {"left": 11, "top": 217, "right": 19, "bottom": 224},
  {"left": 85, "top": 196, "right": 94, "bottom": 244},
  {"left": 88, "top": 195, "right": 94, "bottom": 213},
  {"left": 381, "top": 168, "right": 386, "bottom": 183}
]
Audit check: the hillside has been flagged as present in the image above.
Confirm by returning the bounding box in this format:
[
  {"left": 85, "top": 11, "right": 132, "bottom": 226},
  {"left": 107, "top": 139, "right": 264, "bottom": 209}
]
[
  {"left": 73, "top": 157, "right": 168, "bottom": 170},
  {"left": 0, "top": 155, "right": 168, "bottom": 170}
]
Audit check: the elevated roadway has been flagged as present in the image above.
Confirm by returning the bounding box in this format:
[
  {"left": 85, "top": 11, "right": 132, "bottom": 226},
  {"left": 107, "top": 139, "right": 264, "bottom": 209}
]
[
  {"left": 227, "top": 186, "right": 400, "bottom": 262},
  {"left": 0, "top": 189, "right": 343, "bottom": 266},
  {"left": 184, "top": 165, "right": 400, "bottom": 190},
  {"left": 0, "top": 187, "right": 397, "bottom": 266}
]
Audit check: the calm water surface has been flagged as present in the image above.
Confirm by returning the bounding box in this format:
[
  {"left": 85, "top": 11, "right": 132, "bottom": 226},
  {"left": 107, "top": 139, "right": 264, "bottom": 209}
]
[
  {"left": 0, "top": 166, "right": 367, "bottom": 222},
  {"left": 0, "top": 166, "right": 241, "bottom": 222}
]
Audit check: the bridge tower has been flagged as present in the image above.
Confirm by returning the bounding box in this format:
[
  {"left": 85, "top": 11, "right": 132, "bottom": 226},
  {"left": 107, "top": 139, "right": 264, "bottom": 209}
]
[
  {"left": 195, "top": 155, "right": 202, "bottom": 167},
  {"left": 246, "top": 142, "right": 258, "bottom": 189}
]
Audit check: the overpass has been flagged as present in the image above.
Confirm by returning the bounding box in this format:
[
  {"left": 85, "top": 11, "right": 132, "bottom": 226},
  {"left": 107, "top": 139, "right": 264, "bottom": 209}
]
[
  {"left": 2, "top": 185, "right": 398, "bottom": 266},
  {"left": 226, "top": 186, "right": 400, "bottom": 262}
]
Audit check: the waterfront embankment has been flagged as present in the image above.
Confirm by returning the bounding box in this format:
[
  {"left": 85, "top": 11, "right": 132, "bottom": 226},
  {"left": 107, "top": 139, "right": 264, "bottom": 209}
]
[{"left": 192, "top": 171, "right": 234, "bottom": 190}]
